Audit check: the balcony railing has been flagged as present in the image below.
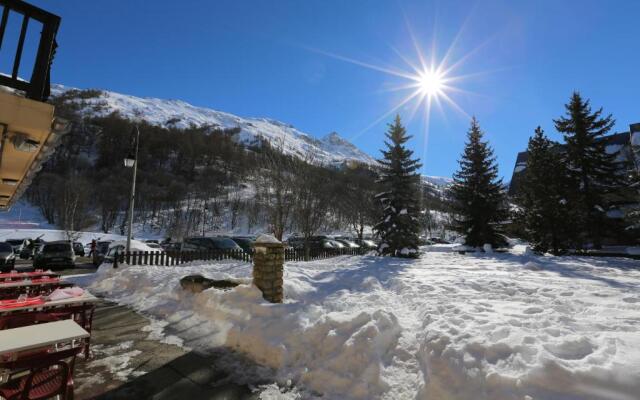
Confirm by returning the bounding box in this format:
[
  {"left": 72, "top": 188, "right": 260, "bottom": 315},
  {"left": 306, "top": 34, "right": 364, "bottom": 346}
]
[{"left": 0, "top": 0, "right": 60, "bottom": 102}]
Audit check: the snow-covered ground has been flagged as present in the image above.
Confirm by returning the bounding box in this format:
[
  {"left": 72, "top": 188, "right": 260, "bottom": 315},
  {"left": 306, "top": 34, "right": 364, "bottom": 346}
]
[
  {"left": 69, "top": 249, "right": 639, "bottom": 400},
  {"left": 0, "top": 228, "right": 124, "bottom": 243},
  {"left": 0, "top": 201, "right": 53, "bottom": 230}
]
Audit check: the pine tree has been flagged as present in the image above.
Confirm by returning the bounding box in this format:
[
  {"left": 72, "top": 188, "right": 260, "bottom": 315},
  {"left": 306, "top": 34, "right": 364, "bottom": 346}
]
[
  {"left": 554, "top": 92, "right": 622, "bottom": 248},
  {"left": 450, "top": 117, "right": 507, "bottom": 248},
  {"left": 516, "top": 127, "right": 573, "bottom": 254},
  {"left": 373, "top": 115, "right": 422, "bottom": 258}
]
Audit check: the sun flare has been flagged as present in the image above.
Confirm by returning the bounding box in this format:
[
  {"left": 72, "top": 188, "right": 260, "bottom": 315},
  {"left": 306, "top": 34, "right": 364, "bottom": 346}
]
[
  {"left": 306, "top": 17, "right": 492, "bottom": 145},
  {"left": 416, "top": 69, "right": 445, "bottom": 98}
]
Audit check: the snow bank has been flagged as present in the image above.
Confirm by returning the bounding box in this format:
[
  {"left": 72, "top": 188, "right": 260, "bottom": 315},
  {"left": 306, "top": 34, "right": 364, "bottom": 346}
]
[
  {"left": 72, "top": 251, "right": 640, "bottom": 399},
  {"left": 78, "top": 258, "right": 402, "bottom": 399},
  {"left": 0, "top": 228, "right": 124, "bottom": 243}
]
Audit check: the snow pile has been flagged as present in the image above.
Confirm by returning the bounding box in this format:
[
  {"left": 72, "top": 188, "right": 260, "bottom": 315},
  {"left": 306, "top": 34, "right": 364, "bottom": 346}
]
[
  {"left": 255, "top": 234, "right": 281, "bottom": 244},
  {"left": 72, "top": 251, "right": 640, "bottom": 399}
]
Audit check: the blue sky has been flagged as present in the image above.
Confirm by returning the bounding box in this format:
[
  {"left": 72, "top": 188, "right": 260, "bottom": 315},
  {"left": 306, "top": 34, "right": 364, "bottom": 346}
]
[{"left": 25, "top": 0, "right": 640, "bottom": 178}]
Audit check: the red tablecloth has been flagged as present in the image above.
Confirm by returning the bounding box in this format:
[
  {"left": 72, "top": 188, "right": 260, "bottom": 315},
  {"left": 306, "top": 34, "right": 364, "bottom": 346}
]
[
  {"left": 0, "top": 271, "right": 59, "bottom": 282},
  {"left": 29, "top": 278, "right": 60, "bottom": 285},
  {"left": 0, "top": 297, "right": 45, "bottom": 310}
]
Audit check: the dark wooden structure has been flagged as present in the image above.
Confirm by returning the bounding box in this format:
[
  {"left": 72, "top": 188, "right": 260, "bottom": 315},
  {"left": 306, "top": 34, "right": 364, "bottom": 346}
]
[{"left": 0, "top": 0, "right": 60, "bottom": 101}]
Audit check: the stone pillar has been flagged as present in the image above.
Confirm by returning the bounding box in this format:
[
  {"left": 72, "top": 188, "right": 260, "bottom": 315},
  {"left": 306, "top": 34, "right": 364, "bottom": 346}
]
[{"left": 252, "top": 234, "right": 284, "bottom": 303}]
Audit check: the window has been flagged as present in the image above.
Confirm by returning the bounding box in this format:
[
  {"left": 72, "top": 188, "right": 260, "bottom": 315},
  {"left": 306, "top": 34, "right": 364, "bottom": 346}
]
[{"left": 43, "top": 243, "right": 70, "bottom": 253}]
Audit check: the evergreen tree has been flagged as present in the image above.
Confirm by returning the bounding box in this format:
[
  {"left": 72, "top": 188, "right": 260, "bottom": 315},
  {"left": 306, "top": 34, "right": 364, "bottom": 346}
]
[
  {"left": 450, "top": 117, "right": 507, "bottom": 248},
  {"left": 554, "top": 92, "right": 622, "bottom": 248},
  {"left": 373, "top": 115, "right": 422, "bottom": 258},
  {"left": 516, "top": 127, "right": 573, "bottom": 254}
]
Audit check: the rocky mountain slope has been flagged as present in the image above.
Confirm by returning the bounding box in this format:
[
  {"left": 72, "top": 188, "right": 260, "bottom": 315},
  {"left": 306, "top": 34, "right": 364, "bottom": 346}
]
[
  {"left": 52, "top": 85, "right": 376, "bottom": 167},
  {"left": 51, "top": 85, "right": 453, "bottom": 188}
]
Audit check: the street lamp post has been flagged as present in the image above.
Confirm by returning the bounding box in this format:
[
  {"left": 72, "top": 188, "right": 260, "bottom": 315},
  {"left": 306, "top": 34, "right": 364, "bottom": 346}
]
[{"left": 124, "top": 126, "right": 140, "bottom": 253}]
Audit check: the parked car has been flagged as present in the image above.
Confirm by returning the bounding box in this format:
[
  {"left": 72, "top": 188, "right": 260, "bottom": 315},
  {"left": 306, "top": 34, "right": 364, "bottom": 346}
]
[
  {"left": 34, "top": 241, "right": 76, "bottom": 270},
  {"left": 145, "top": 242, "right": 163, "bottom": 250},
  {"left": 335, "top": 239, "right": 360, "bottom": 248},
  {"left": 0, "top": 242, "right": 16, "bottom": 272},
  {"left": 73, "top": 242, "right": 85, "bottom": 257},
  {"left": 228, "top": 236, "right": 255, "bottom": 253},
  {"left": 287, "top": 236, "right": 335, "bottom": 250},
  {"left": 103, "top": 240, "right": 162, "bottom": 264},
  {"left": 181, "top": 237, "right": 243, "bottom": 252},
  {"left": 92, "top": 241, "right": 113, "bottom": 266},
  {"left": 145, "top": 239, "right": 160, "bottom": 245},
  {"left": 355, "top": 239, "right": 377, "bottom": 249},
  {"left": 19, "top": 237, "right": 45, "bottom": 259},
  {"left": 5, "top": 239, "right": 27, "bottom": 255},
  {"left": 286, "top": 236, "right": 304, "bottom": 249},
  {"left": 19, "top": 243, "right": 33, "bottom": 259},
  {"left": 161, "top": 242, "right": 181, "bottom": 252},
  {"left": 428, "top": 237, "right": 451, "bottom": 244},
  {"left": 33, "top": 242, "right": 46, "bottom": 256}
]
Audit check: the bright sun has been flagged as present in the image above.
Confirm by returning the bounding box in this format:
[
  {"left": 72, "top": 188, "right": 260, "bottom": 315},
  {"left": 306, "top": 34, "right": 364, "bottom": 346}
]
[
  {"left": 417, "top": 69, "right": 444, "bottom": 97},
  {"left": 308, "top": 21, "right": 483, "bottom": 137}
]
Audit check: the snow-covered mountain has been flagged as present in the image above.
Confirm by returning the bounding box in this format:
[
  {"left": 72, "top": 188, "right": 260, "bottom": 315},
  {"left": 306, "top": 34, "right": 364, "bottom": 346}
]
[
  {"left": 51, "top": 85, "right": 376, "bottom": 166},
  {"left": 422, "top": 175, "right": 453, "bottom": 187},
  {"left": 51, "top": 85, "right": 454, "bottom": 187}
]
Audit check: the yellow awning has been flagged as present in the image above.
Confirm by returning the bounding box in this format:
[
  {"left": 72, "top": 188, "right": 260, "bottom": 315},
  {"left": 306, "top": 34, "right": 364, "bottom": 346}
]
[{"left": 0, "top": 90, "right": 68, "bottom": 210}]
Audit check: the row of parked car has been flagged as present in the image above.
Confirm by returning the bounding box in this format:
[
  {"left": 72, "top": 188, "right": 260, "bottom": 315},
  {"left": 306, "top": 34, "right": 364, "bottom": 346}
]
[
  {"left": 286, "top": 235, "right": 378, "bottom": 250},
  {"left": 105, "top": 235, "right": 380, "bottom": 259},
  {"left": 99, "top": 236, "right": 254, "bottom": 264},
  {"left": 0, "top": 239, "right": 79, "bottom": 272},
  {"left": 0, "top": 233, "right": 452, "bottom": 272},
  {"left": 176, "top": 235, "right": 380, "bottom": 253}
]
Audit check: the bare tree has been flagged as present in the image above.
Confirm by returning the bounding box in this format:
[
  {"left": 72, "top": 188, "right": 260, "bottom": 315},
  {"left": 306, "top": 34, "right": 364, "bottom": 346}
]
[
  {"left": 54, "top": 174, "right": 94, "bottom": 242},
  {"left": 245, "top": 198, "right": 262, "bottom": 234},
  {"left": 227, "top": 184, "right": 244, "bottom": 230},
  {"left": 255, "top": 140, "right": 295, "bottom": 240},
  {"left": 290, "top": 158, "right": 330, "bottom": 258},
  {"left": 343, "top": 168, "right": 378, "bottom": 241}
]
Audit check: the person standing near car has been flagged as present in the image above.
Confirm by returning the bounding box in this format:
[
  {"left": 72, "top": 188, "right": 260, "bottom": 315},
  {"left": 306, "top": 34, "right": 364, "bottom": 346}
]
[{"left": 90, "top": 239, "right": 97, "bottom": 265}]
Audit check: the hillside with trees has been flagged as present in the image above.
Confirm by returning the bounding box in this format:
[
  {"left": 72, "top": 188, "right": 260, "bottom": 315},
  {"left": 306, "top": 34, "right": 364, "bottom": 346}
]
[{"left": 26, "top": 89, "right": 451, "bottom": 240}]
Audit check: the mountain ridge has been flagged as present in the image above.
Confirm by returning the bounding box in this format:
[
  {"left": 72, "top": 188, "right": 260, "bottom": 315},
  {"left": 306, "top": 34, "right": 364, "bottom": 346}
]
[
  {"left": 51, "top": 84, "right": 452, "bottom": 186},
  {"left": 51, "top": 84, "right": 377, "bottom": 167}
]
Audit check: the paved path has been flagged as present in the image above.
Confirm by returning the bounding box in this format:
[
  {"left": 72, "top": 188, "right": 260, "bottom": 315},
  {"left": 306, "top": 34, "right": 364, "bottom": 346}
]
[{"left": 75, "top": 301, "right": 265, "bottom": 400}]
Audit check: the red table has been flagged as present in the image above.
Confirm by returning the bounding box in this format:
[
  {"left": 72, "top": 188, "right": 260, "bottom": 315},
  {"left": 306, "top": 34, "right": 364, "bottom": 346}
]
[
  {"left": 0, "top": 271, "right": 60, "bottom": 283},
  {"left": 0, "top": 292, "right": 98, "bottom": 358},
  {"left": 0, "top": 278, "right": 72, "bottom": 300}
]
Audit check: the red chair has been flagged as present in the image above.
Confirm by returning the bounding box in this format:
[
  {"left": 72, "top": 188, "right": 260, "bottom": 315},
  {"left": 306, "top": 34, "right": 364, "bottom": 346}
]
[
  {"left": 0, "top": 347, "right": 81, "bottom": 400},
  {"left": 0, "top": 312, "right": 38, "bottom": 330}
]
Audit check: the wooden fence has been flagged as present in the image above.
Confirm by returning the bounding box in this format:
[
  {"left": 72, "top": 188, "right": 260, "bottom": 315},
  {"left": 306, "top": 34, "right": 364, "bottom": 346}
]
[
  {"left": 283, "top": 246, "right": 367, "bottom": 261},
  {"left": 113, "top": 246, "right": 369, "bottom": 267}
]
